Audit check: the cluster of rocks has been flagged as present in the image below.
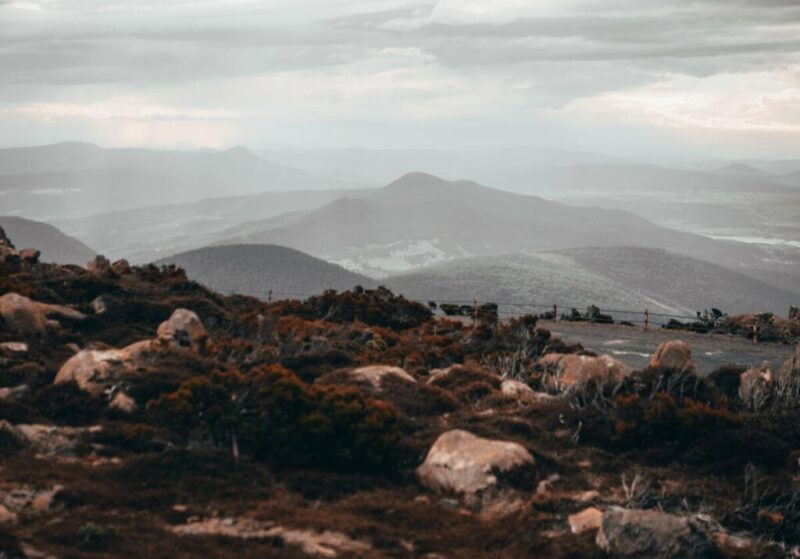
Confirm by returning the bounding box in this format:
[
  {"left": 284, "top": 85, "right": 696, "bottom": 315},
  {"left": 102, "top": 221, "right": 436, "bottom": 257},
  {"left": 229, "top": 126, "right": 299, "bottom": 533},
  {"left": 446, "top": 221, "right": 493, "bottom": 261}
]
[
  {"left": 54, "top": 308, "right": 210, "bottom": 411},
  {"left": 0, "top": 226, "right": 40, "bottom": 264}
]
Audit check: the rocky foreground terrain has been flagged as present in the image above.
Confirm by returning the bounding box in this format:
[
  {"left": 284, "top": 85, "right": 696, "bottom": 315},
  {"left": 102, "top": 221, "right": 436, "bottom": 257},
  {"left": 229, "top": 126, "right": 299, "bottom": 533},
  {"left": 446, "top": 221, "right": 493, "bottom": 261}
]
[{"left": 1, "top": 226, "right": 800, "bottom": 558}]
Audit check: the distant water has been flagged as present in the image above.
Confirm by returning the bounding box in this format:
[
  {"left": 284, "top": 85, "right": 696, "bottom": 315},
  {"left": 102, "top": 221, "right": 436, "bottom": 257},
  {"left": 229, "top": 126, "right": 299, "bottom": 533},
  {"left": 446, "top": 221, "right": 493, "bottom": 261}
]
[{"left": 705, "top": 234, "right": 800, "bottom": 249}]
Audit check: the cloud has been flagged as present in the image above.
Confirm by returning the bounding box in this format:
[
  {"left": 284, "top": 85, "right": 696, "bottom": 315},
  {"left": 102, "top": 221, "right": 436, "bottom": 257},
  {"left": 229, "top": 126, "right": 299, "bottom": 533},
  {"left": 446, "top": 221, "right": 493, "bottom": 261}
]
[{"left": 0, "top": 0, "right": 798, "bottom": 155}]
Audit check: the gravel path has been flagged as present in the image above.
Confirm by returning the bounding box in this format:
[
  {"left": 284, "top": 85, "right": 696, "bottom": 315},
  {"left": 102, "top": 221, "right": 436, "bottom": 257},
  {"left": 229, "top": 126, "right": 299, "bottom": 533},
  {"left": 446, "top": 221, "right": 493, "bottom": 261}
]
[{"left": 540, "top": 319, "right": 794, "bottom": 374}]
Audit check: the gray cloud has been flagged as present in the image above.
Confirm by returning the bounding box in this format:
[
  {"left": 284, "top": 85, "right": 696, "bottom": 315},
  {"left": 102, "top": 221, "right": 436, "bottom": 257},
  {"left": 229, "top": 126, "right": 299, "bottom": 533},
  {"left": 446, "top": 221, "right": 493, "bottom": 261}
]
[{"left": 0, "top": 0, "right": 798, "bottom": 156}]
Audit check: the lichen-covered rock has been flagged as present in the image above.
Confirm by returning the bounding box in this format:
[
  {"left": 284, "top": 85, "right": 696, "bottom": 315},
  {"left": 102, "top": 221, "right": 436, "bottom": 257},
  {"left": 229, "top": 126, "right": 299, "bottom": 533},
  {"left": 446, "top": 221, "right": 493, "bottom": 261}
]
[
  {"left": 596, "top": 508, "right": 713, "bottom": 558},
  {"left": 156, "top": 308, "right": 209, "bottom": 351},
  {"left": 0, "top": 292, "right": 85, "bottom": 336},
  {"left": 538, "top": 353, "right": 631, "bottom": 391},
  {"left": 417, "top": 429, "right": 534, "bottom": 495},
  {"left": 649, "top": 340, "right": 696, "bottom": 373},
  {"left": 54, "top": 340, "right": 155, "bottom": 395},
  {"left": 350, "top": 365, "right": 416, "bottom": 389}
]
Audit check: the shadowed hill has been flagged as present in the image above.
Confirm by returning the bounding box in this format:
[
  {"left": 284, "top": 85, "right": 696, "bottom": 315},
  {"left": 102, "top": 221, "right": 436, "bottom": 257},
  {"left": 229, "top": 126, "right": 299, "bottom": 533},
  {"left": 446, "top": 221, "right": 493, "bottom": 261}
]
[
  {"left": 0, "top": 216, "right": 96, "bottom": 265},
  {"left": 387, "top": 247, "right": 799, "bottom": 316},
  {"left": 155, "top": 244, "right": 376, "bottom": 299}
]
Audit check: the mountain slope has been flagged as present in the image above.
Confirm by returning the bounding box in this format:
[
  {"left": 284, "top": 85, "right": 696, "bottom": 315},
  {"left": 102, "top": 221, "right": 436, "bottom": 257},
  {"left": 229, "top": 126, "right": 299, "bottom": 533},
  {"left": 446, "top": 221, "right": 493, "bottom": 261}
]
[
  {"left": 53, "top": 188, "right": 373, "bottom": 263},
  {"left": 217, "top": 172, "right": 800, "bottom": 287},
  {"left": 0, "top": 216, "right": 96, "bottom": 265},
  {"left": 0, "top": 142, "right": 354, "bottom": 219},
  {"left": 154, "top": 244, "right": 375, "bottom": 299},
  {"left": 386, "top": 247, "right": 799, "bottom": 316}
]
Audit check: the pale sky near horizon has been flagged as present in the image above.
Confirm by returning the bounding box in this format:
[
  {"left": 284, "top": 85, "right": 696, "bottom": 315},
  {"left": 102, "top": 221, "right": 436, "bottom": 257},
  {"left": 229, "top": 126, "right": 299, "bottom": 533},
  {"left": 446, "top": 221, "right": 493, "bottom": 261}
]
[{"left": 1, "top": 0, "right": 800, "bottom": 159}]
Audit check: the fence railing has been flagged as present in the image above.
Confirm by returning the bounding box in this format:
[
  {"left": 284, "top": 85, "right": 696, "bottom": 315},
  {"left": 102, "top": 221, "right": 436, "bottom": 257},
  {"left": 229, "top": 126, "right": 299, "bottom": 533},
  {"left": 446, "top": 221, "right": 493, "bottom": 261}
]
[{"left": 264, "top": 289, "right": 703, "bottom": 330}]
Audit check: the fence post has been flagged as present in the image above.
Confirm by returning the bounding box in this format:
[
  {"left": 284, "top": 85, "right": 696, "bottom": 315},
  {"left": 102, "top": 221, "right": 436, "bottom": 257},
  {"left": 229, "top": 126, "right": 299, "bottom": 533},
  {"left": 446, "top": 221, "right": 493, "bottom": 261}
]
[
  {"left": 644, "top": 308, "right": 650, "bottom": 331},
  {"left": 268, "top": 289, "right": 272, "bottom": 303},
  {"left": 553, "top": 304, "right": 558, "bottom": 322}
]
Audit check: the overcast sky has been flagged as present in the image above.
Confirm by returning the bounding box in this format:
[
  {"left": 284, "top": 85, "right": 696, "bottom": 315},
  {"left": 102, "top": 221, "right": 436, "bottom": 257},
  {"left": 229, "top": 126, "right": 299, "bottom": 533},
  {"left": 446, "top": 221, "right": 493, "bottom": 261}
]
[{"left": 1, "top": 0, "right": 799, "bottom": 158}]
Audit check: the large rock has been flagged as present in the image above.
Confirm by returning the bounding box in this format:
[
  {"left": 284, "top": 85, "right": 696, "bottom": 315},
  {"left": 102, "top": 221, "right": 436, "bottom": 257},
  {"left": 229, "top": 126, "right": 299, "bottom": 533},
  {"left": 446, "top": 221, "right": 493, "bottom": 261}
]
[
  {"left": 417, "top": 429, "right": 534, "bottom": 496},
  {"left": 350, "top": 365, "right": 416, "bottom": 389},
  {"left": 0, "top": 293, "right": 85, "bottom": 336},
  {"left": 649, "top": 340, "right": 696, "bottom": 373},
  {"left": 596, "top": 508, "right": 713, "bottom": 558},
  {"left": 157, "top": 308, "right": 209, "bottom": 351},
  {"left": 54, "top": 340, "right": 155, "bottom": 395},
  {"left": 538, "top": 353, "right": 631, "bottom": 391}
]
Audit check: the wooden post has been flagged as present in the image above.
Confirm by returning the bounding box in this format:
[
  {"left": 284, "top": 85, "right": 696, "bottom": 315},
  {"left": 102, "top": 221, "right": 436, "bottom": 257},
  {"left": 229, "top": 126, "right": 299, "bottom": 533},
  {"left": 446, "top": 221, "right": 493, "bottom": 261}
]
[
  {"left": 644, "top": 308, "right": 650, "bottom": 331},
  {"left": 553, "top": 304, "right": 558, "bottom": 322},
  {"left": 268, "top": 289, "right": 272, "bottom": 303}
]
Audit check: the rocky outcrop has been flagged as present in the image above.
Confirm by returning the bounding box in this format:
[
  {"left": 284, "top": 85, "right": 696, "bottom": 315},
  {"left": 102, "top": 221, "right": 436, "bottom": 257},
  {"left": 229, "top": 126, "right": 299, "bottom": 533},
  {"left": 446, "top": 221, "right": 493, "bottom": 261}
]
[
  {"left": 538, "top": 353, "right": 631, "bottom": 392},
  {"left": 0, "top": 293, "right": 85, "bottom": 336},
  {"left": 596, "top": 508, "right": 713, "bottom": 558},
  {"left": 649, "top": 340, "right": 696, "bottom": 373},
  {"left": 54, "top": 341, "right": 155, "bottom": 395},
  {"left": 350, "top": 365, "right": 416, "bottom": 389},
  {"left": 156, "top": 308, "right": 209, "bottom": 352},
  {"left": 55, "top": 308, "right": 208, "bottom": 396},
  {"left": 417, "top": 429, "right": 535, "bottom": 506}
]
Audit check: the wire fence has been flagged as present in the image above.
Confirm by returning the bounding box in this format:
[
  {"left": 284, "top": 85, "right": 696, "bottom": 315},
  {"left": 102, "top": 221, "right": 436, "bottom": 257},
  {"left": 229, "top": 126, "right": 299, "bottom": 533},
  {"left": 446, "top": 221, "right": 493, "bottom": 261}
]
[{"left": 264, "top": 289, "right": 704, "bottom": 329}]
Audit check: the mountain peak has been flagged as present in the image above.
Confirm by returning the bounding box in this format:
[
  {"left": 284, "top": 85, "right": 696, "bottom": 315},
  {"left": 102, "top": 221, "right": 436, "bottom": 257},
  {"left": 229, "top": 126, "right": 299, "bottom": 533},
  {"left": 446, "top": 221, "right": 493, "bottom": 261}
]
[{"left": 384, "top": 172, "right": 452, "bottom": 191}]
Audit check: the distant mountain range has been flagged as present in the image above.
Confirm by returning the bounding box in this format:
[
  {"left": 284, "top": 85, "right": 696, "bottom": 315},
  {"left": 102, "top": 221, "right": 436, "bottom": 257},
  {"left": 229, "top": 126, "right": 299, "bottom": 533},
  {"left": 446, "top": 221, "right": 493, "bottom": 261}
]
[
  {"left": 386, "top": 247, "right": 799, "bottom": 316},
  {"left": 215, "top": 172, "right": 800, "bottom": 289},
  {"left": 0, "top": 142, "right": 359, "bottom": 220},
  {"left": 0, "top": 215, "right": 96, "bottom": 265},
  {"left": 155, "top": 244, "right": 375, "bottom": 299}
]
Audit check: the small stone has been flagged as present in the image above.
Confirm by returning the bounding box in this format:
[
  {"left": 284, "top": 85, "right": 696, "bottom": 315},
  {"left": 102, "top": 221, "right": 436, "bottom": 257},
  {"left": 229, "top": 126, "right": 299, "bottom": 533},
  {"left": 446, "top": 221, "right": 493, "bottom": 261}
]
[
  {"left": 569, "top": 507, "right": 603, "bottom": 534},
  {"left": 0, "top": 342, "right": 28, "bottom": 354}
]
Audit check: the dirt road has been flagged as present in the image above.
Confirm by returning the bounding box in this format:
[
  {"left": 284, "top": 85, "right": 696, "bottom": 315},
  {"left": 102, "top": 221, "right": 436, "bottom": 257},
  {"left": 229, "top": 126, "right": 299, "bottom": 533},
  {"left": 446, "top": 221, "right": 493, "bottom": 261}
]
[{"left": 540, "top": 319, "right": 794, "bottom": 374}]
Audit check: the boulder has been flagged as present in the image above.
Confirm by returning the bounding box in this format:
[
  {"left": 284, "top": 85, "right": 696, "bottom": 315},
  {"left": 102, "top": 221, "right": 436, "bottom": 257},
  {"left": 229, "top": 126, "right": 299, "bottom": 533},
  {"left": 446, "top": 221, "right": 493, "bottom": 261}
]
[
  {"left": 500, "top": 379, "right": 554, "bottom": 403},
  {"left": 0, "top": 293, "right": 85, "bottom": 336},
  {"left": 569, "top": 507, "right": 603, "bottom": 534},
  {"left": 417, "top": 429, "right": 534, "bottom": 496},
  {"left": 738, "top": 363, "right": 773, "bottom": 409},
  {"left": 54, "top": 340, "right": 155, "bottom": 395},
  {"left": 596, "top": 508, "right": 713, "bottom": 558},
  {"left": 649, "top": 340, "right": 696, "bottom": 373},
  {"left": 86, "top": 254, "right": 111, "bottom": 275},
  {"left": 350, "top": 365, "right": 416, "bottom": 389},
  {"left": 157, "top": 308, "right": 209, "bottom": 351},
  {"left": 538, "top": 353, "right": 631, "bottom": 391}
]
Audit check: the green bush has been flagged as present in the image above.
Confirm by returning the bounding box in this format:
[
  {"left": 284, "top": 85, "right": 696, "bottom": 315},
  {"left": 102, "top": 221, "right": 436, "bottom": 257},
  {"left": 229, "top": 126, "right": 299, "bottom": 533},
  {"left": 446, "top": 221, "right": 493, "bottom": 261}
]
[{"left": 149, "top": 365, "right": 400, "bottom": 472}]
